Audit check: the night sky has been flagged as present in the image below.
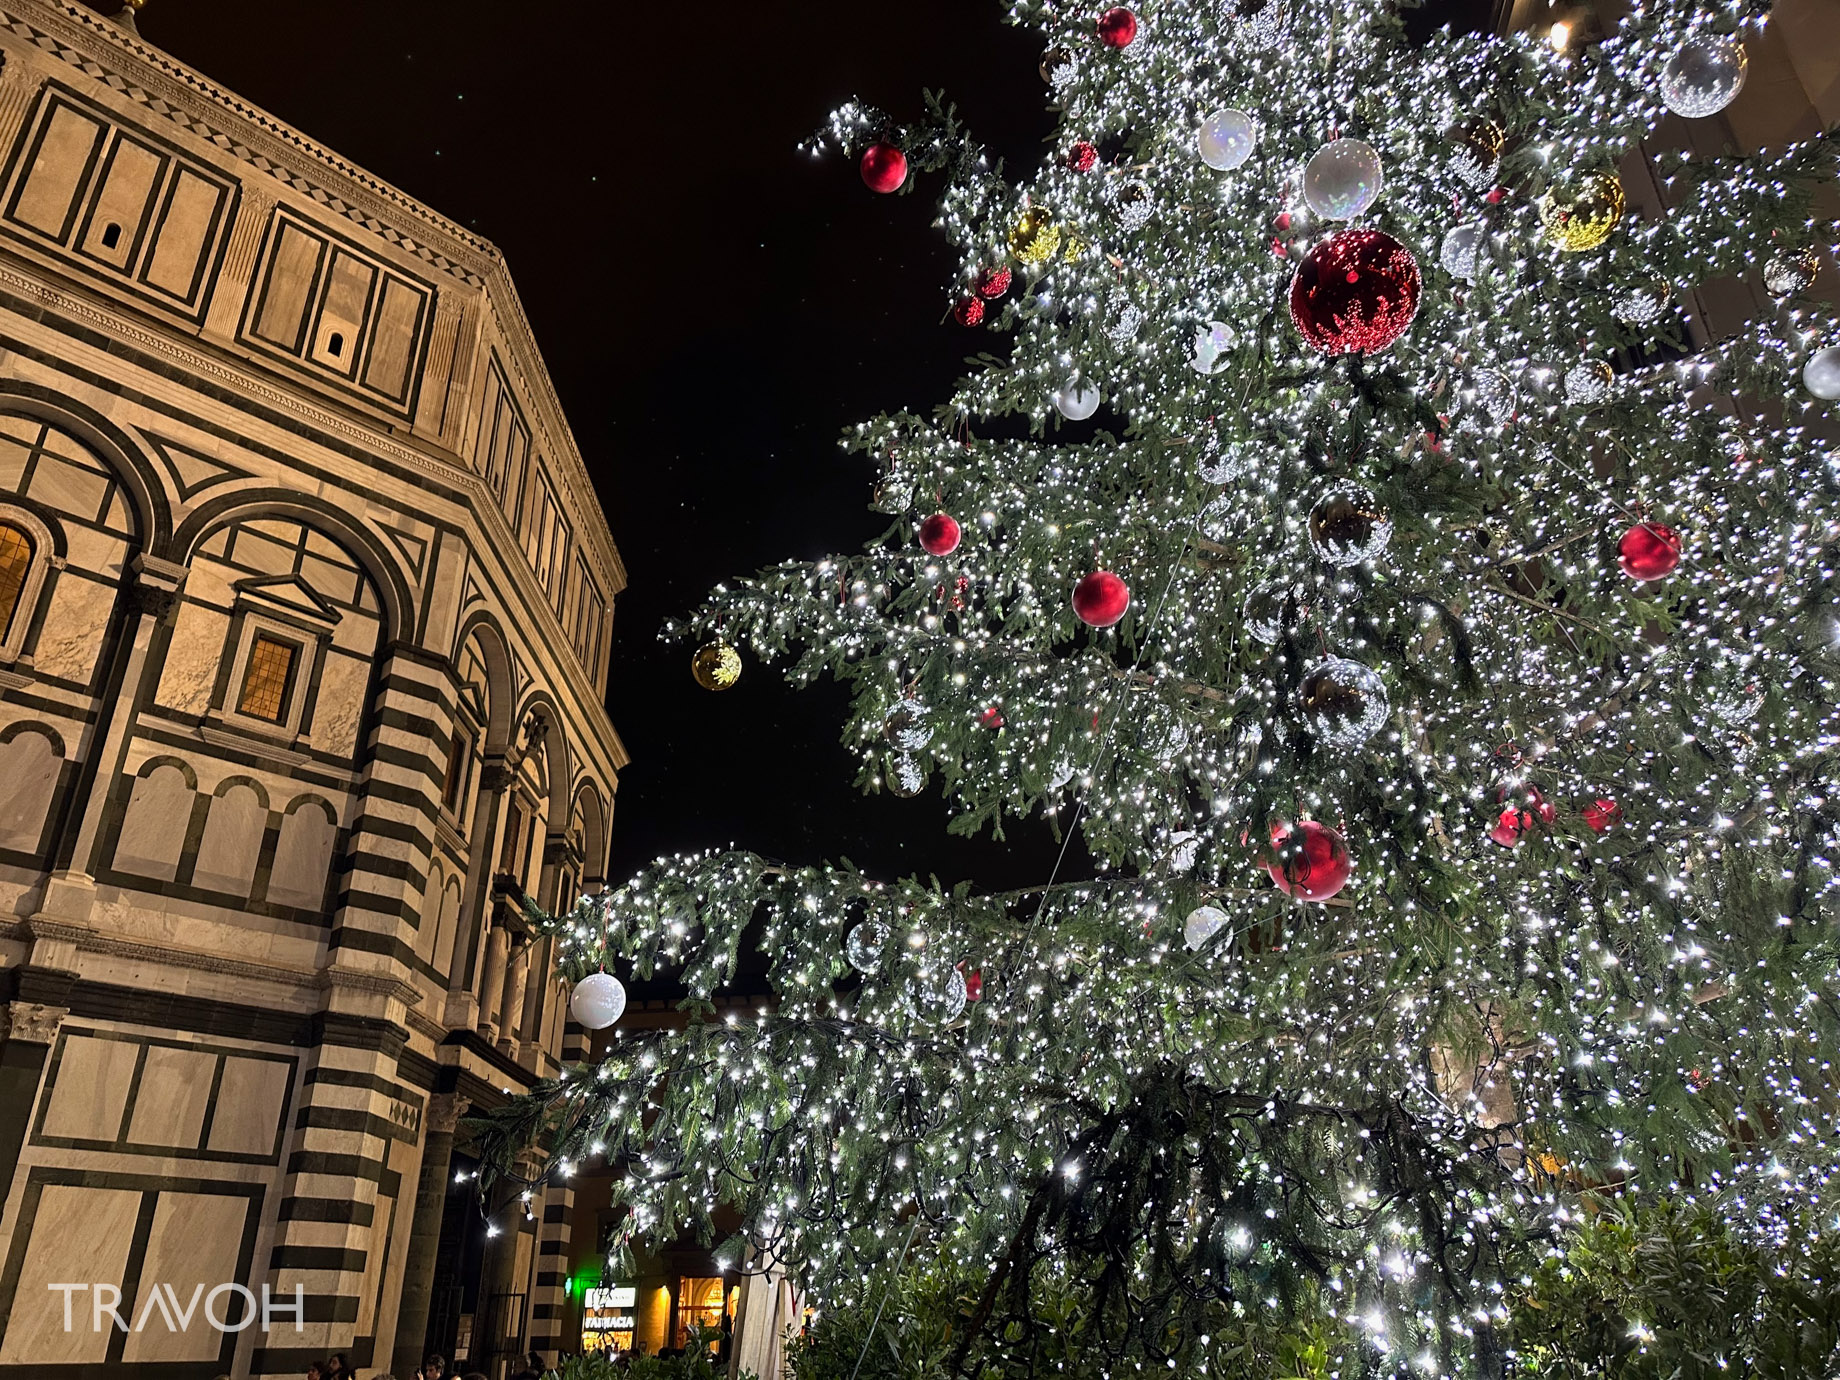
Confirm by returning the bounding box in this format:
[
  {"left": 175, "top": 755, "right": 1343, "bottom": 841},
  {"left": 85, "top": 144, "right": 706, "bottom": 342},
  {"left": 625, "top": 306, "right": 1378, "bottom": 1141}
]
[{"left": 119, "top": 0, "right": 1487, "bottom": 898}]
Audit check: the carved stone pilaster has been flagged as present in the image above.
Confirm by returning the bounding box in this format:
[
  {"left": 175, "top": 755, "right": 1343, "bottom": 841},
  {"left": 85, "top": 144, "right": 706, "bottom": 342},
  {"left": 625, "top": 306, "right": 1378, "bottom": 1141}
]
[
  {"left": 127, "top": 553, "right": 190, "bottom": 623},
  {"left": 1, "top": 1001, "right": 68, "bottom": 1046},
  {"left": 478, "top": 758, "right": 514, "bottom": 795}
]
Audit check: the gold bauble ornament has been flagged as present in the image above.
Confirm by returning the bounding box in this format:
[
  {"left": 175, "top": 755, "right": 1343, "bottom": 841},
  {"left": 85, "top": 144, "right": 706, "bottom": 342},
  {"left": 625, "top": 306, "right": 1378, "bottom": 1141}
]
[
  {"left": 1008, "top": 206, "right": 1061, "bottom": 267},
  {"left": 1447, "top": 119, "right": 1503, "bottom": 190},
  {"left": 1061, "top": 230, "right": 1087, "bottom": 263},
  {"left": 1538, "top": 172, "right": 1625, "bottom": 253},
  {"left": 690, "top": 640, "right": 742, "bottom": 691}
]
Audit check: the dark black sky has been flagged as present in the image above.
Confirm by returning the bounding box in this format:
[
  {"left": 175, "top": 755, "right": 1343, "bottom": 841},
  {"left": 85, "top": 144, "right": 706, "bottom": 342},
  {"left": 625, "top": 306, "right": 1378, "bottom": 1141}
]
[{"left": 123, "top": 0, "right": 1488, "bottom": 894}]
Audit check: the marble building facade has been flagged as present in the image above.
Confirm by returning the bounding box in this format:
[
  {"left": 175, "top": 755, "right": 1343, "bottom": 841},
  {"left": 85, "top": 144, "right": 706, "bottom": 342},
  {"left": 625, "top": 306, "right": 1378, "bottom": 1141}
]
[{"left": 0, "top": 2, "right": 627, "bottom": 1376}]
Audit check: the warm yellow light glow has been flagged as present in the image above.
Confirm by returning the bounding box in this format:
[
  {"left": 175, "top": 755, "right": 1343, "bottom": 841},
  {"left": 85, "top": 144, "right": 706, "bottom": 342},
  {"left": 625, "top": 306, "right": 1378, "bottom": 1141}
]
[{"left": 1547, "top": 20, "right": 1570, "bottom": 50}]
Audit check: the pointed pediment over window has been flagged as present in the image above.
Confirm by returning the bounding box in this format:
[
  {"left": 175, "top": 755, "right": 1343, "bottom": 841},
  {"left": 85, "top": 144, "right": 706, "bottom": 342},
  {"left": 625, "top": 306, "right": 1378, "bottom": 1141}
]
[{"left": 234, "top": 574, "right": 342, "bottom": 626}]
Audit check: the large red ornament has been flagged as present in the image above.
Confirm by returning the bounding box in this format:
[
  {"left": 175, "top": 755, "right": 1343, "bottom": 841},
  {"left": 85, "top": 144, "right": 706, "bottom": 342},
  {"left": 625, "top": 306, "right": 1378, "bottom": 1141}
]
[
  {"left": 1072, "top": 570, "right": 1130, "bottom": 627},
  {"left": 919, "top": 513, "right": 961, "bottom": 556},
  {"left": 1583, "top": 797, "right": 1622, "bottom": 833},
  {"left": 1290, "top": 229, "right": 1423, "bottom": 357},
  {"left": 1489, "top": 807, "right": 1529, "bottom": 848},
  {"left": 1266, "top": 821, "right": 1352, "bottom": 902},
  {"left": 1096, "top": 7, "right": 1138, "bottom": 46},
  {"left": 979, "top": 705, "right": 1005, "bottom": 729},
  {"left": 1618, "top": 522, "right": 1681, "bottom": 580},
  {"left": 860, "top": 143, "right": 908, "bottom": 194},
  {"left": 976, "top": 265, "right": 1012, "bottom": 298},
  {"left": 953, "top": 296, "right": 986, "bottom": 327}
]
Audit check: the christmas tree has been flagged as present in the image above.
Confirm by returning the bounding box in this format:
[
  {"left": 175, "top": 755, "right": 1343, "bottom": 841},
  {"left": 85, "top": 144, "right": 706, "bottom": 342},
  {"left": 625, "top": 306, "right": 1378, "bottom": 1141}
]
[{"left": 484, "top": 1, "right": 1840, "bottom": 1372}]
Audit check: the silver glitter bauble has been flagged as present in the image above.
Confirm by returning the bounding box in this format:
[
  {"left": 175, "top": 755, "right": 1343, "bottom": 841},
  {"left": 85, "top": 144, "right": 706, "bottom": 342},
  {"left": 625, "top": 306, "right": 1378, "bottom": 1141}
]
[
  {"left": 1243, "top": 578, "right": 1301, "bottom": 645},
  {"left": 1660, "top": 35, "right": 1748, "bottom": 119},
  {"left": 1237, "top": 0, "right": 1291, "bottom": 48},
  {"left": 1302, "top": 138, "right": 1383, "bottom": 221},
  {"left": 1299, "top": 656, "right": 1389, "bottom": 750},
  {"left": 1308, "top": 485, "right": 1393, "bottom": 566},
  {"left": 1710, "top": 684, "right": 1765, "bottom": 723},
  {"left": 1184, "top": 905, "right": 1229, "bottom": 951},
  {"left": 1053, "top": 380, "right": 1102, "bottom": 419},
  {"left": 905, "top": 962, "right": 968, "bottom": 1023},
  {"left": 1440, "top": 222, "right": 1484, "bottom": 282},
  {"left": 1107, "top": 301, "right": 1146, "bottom": 342},
  {"left": 1763, "top": 248, "right": 1818, "bottom": 299},
  {"left": 1199, "top": 494, "right": 1237, "bottom": 543},
  {"left": 1614, "top": 278, "right": 1672, "bottom": 325},
  {"left": 1565, "top": 359, "right": 1613, "bottom": 404},
  {"left": 884, "top": 700, "right": 934, "bottom": 751},
  {"left": 845, "top": 920, "right": 891, "bottom": 974}
]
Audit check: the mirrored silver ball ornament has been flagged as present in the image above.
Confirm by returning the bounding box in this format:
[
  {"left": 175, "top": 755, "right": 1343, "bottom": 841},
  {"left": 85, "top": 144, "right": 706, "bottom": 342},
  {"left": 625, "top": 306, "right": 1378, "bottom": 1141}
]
[
  {"left": 1198, "top": 107, "right": 1257, "bottom": 171},
  {"left": 1302, "top": 138, "right": 1383, "bottom": 221},
  {"left": 1660, "top": 35, "right": 1748, "bottom": 119},
  {"left": 887, "top": 753, "right": 926, "bottom": 798},
  {"left": 1473, "top": 368, "right": 1517, "bottom": 425},
  {"left": 569, "top": 971, "right": 627, "bottom": 1031},
  {"left": 1308, "top": 485, "right": 1393, "bottom": 566},
  {"left": 1298, "top": 656, "right": 1390, "bottom": 750},
  {"left": 845, "top": 920, "right": 891, "bottom": 974},
  {"left": 1440, "top": 222, "right": 1484, "bottom": 282},
  {"left": 1763, "top": 248, "right": 1818, "bottom": 299},
  {"left": 1804, "top": 346, "right": 1840, "bottom": 401},
  {"left": 1053, "top": 381, "right": 1101, "bottom": 419},
  {"left": 905, "top": 962, "right": 968, "bottom": 1023},
  {"left": 1184, "top": 906, "right": 1229, "bottom": 951},
  {"left": 1565, "top": 359, "right": 1613, "bottom": 404}
]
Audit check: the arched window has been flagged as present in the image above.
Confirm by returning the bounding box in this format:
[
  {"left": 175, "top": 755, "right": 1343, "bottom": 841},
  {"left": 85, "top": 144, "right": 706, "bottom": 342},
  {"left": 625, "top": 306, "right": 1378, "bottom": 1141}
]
[{"left": 0, "top": 523, "right": 33, "bottom": 642}]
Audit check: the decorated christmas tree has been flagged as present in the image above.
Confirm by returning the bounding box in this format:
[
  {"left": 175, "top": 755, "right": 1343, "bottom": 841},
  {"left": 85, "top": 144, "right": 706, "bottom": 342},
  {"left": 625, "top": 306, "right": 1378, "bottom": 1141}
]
[{"left": 484, "top": 1, "right": 1840, "bottom": 1372}]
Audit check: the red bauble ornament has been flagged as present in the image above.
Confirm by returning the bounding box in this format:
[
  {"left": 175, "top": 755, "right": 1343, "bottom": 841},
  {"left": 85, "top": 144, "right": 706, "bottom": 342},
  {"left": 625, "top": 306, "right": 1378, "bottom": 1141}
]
[
  {"left": 1583, "top": 797, "right": 1622, "bottom": 833},
  {"left": 1096, "top": 7, "right": 1137, "bottom": 46},
  {"left": 963, "top": 968, "right": 983, "bottom": 1002},
  {"left": 975, "top": 265, "right": 1012, "bottom": 298},
  {"left": 1489, "top": 807, "right": 1529, "bottom": 848},
  {"left": 1618, "top": 522, "right": 1681, "bottom": 580},
  {"left": 1290, "top": 229, "right": 1423, "bottom": 357},
  {"left": 979, "top": 705, "right": 1005, "bottom": 729},
  {"left": 1072, "top": 570, "right": 1130, "bottom": 627},
  {"left": 1068, "top": 141, "right": 1098, "bottom": 172},
  {"left": 860, "top": 143, "right": 908, "bottom": 194},
  {"left": 1266, "top": 821, "right": 1352, "bottom": 902},
  {"left": 918, "top": 513, "right": 961, "bottom": 556},
  {"left": 953, "top": 296, "right": 986, "bottom": 327},
  {"left": 1524, "top": 785, "right": 1557, "bottom": 825}
]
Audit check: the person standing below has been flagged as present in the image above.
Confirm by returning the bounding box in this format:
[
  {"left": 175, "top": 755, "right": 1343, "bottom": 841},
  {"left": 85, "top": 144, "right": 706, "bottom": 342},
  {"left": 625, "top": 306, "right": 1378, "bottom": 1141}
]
[
  {"left": 420, "top": 1355, "right": 447, "bottom": 1380},
  {"left": 324, "top": 1353, "right": 350, "bottom": 1380}
]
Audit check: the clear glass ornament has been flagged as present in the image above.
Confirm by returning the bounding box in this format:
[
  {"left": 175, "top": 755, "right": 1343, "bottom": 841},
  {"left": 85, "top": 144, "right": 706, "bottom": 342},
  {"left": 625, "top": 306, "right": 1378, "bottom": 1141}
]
[
  {"left": 1301, "top": 139, "right": 1383, "bottom": 221},
  {"left": 1440, "top": 222, "right": 1484, "bottom": 282},
  {"left": 1614, "top": 279, "right": 1671, "bottom": 325},
  {"left": 1763, "top": 249, "right": 1817, "bottom": 299},
  {"left": 887, "top": 753, "right": 926, "bottom": 798},
  {"left": 1308, "top": 485, "right": 1392, "bottom": 566},
  {"left": 1199, "top": 495, "right": 1236, "bottom": 543},
  {"left": 1711, "top": 684, "right": 1765, "bottom": 723},
  {"left": 1198, "top": 108, "right": 1257, "bottom": 171},
  {"left": 906, "top": 962, "right": 968, "bottom": 1023},
  {"left": 1473, "top": 368, "right": 1517, "bottom": 425},
  {"left": 845, "top": 920, "right": 891, "bottom": 974},
  {"left": 1244, "top": 578, "right": 1300, "bottom": 645},
  {"left": 1565, "top": 360, "right": 1613, "bottom": 404},
  {"left": 1053, "top": 381, "right": 1101, "bottom": 419},
  {"left": 884, "top": 700, "right": 934, "bottom": 751},
  {"left": 1184, "top": 905, "right": 1229, "bottom": 951},
  {"left": 1804, "top": 346, "right": 1840, "bottom": 401},
  {"left": 1446, "top": 121, "right": 1502, "bottom": 192},
  {"left": 1660, "top": 35, "right": 1748, "bottom": 119},
  {"left": 1298, "top": 656, "right": 1389, "bottom": 750},
  {"left": 1197, "top": 435, "right": 1249, "bottom": 485}
]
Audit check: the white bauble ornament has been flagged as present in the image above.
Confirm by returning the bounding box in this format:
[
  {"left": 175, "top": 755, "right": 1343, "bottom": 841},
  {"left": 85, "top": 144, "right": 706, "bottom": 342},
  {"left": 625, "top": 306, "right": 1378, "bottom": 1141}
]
[
  {"left": 1184, "top": 906, "right": 1229, "bottom": 951},
  {"left": 1302, "top": 139, "right": 1383, "bottom": 221},
  {"left": 1440, "top": 222, "right": 1484, "bottom": 282},
  {"left": 1053, "top": 381, "right": 1101, "bottom": 420},
  {"left": 1198, "top": 108, "right": 1257, "bottom": 171},
  {"left": 569, "top": 971, "right": 627, "bottom": 1031},
  {"left": 1167, "top": 831, "right": 1200, "bottom": 873},
  {"left": 845, "top": 920, "right": 891, "bottom": 973},
  {"left": 1660, "top": 35, "right": 1747, "bottom": 119},
  {"left": 1804, "top": 347, "right": 1840, "bottom": 401},
  {"left": 1191, "top": 321, "right": 1234, "bottom": 375}
]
